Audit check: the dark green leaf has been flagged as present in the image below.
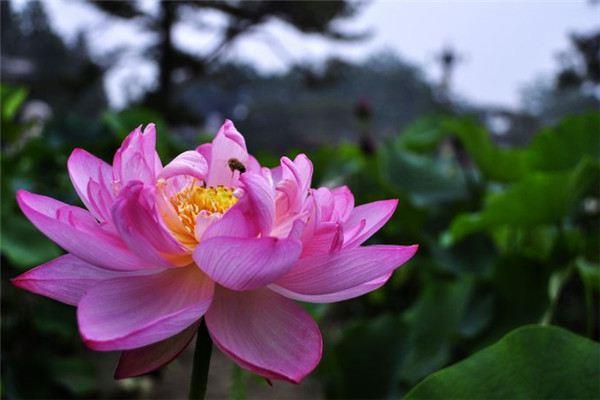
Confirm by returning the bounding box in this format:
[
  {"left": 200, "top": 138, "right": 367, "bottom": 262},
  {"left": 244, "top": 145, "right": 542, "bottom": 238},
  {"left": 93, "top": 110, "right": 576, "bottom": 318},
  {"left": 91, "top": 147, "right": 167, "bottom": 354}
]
[
  {"left": 320, "top": 314, "right": 406, "bottom": 399},
  {"left": 405, "top": 325, "right": 600, "bottom": 399},
  {"left": 397, "top": 278, "right": 473, "bottom": 386}
]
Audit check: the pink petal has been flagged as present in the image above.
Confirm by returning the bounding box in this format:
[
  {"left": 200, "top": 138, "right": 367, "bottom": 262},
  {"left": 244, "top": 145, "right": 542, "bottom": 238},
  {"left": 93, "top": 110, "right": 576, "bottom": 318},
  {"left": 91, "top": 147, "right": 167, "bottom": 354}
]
[
  {"left": 17, "top": 190, "right": 153, "bottom": 271},
  {"left": 206, "top": 120, "right": 249, "bottom": 187},
  {"left": 311, "top": 187, "right": 335, "bottom": 222},
  {"left": 331, "top": 185, "right": 354, "bottom": 222},
  {"left": 193, "top": 234, "right": 302, "bottom": 291},
  {"left": 245, "top": 155, "right": 262, "bottom": 174},
  {"left": 10, "top": 254, "right": 144, "bottom": 306},
  {"left": 342, "top": 199, "right": 398, "bottom": 248},
  {"left": 67, "top": 148, "right": 115, "bottom": 222},
  {"left": 115, "top": 321, "right": 199, "bottom": 379},
  {"left": 301, "top": 222, "right": 343, "bottom": 257},
  {"left": 112, "top": 182, "right": 189, "bottom": 267},
  {"left": 86, "top": 181, "right": 115, "bottom": 226},
  {"left": 270, "top": 272, "right": 392, "bottom": 303},
  {"left": 200, "top": 208, "right": 255, "bottom": 241},
  {"left": 274, "top": 244, "right": 418, "bottom": 296},
  {"left": 196, "top": 143, "right": 211, "bottom": 165},
  {"left": 277, "top": 154, "right": 313, "bottom": 214},
  {"left": 113, "top": 124, "right": 162, "bottom": 187},
  {"left": 206, "top": 288, "right": 322, "bottom": 383},
  {"left": 239, "top": 173, "right": 275, "bottom": 236},
  {"left": 78, "top": 267, "right": 213, "bottom": 351},
  {"left": 158, "top": 150, "right": 208, "bottom": 181}
]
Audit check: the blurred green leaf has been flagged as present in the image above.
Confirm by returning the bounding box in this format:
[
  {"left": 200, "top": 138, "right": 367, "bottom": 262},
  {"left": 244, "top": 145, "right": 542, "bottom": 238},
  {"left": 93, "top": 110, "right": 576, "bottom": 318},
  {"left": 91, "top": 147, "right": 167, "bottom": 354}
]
[
  {"left": 397, "top": 278, "right": 473, "bottom": 386},
  {"left": 443, "top": 118, "right": 529, "bottom": 182},
  {"left": 413, "top": 113, "right": 600, "bottom": 184},
  {"left": 1, "top": 84, "right": 28, "bottom": 121},
  {"left": 1, "top": 215, "right": 61, "bottom": 269},
  {"left": 491, "top": 226, "right": 558, "bottom": 261},
  {"left": 379, "top": 139, "right": 467, "bottom": 205},
  {"left": 52, "top": 357, "right": 97, "bottom": 396},
  {"left": 527, "top": 113, "right": 600, "bottom": 173},
  {"left": 397, "top": 116, "right": 448, "bottom": 153},
  {"left": 443, "top": 159, "right": 599, "bottom": 245},
  {"left": 458, "top": 289, "right": 494, "bottom": 338},
  {"left": 1, "top": 84, "right": 30, "bottom": 145},
  {"left": 405, "top": 325, "right": 600, "bottom": 399},
  {"left": 320, "top": 314, "right": 406, "bottom": 399},
  {"left": 310, "top": 143, "right": 367, "bottom": 186},
  {"left": 490, "top": 256, "right": 552, "bottom": 337},
  {"left": 577, "top": 258, "right": 600, "bottom": 292}
]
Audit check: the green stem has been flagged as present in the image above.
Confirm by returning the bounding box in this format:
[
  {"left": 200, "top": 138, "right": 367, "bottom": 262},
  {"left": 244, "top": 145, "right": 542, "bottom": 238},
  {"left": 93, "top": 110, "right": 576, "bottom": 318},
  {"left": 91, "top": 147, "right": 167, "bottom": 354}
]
[{"left": 189, "top": 319, "right": 213, "bottom": 400}]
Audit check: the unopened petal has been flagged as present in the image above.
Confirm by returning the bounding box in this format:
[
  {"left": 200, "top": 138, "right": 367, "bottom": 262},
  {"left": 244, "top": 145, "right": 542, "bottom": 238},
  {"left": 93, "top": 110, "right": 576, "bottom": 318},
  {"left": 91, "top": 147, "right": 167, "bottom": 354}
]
[
  {"left": 206, "top": 120, "right": 248, "bottom": 187},
  {"left": 67, "top": 148, "right": 115, "bottom": 222},
  {"left": 112, "top": 124, "right": 162, "bottom": 186},
  {"left": 158, "top": 150, "right": 208, "bottom": 181}
]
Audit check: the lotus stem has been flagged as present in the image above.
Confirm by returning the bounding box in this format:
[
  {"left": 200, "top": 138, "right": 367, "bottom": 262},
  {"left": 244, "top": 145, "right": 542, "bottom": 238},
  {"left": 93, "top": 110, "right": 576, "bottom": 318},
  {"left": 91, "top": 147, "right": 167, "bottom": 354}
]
[{"left": 189, "top": 319, "right": 213, "bottom": 400}]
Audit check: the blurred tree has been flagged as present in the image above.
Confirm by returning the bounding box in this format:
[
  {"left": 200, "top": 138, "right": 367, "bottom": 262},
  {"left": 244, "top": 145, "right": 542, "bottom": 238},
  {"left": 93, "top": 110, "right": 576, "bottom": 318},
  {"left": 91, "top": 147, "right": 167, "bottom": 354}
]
[
  {"left": 85, "top": 0, "right": 365, "bottom": 119},
  {"left": 521, "top": 28, "right": 599, "bottom": 125},
  {"left": 172, "top": 53, "right": 441, "bottom": 151},
  {"left": 556, "top": 31, "right": 600, "bottom": 90},
  {"left": 0, "top": 1, "right": 108, "bottom": 117}
]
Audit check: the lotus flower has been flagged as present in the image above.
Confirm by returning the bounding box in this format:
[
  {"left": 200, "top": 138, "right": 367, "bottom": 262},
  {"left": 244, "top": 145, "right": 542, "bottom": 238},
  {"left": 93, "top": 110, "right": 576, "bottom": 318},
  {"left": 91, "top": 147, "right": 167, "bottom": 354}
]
[{"left": 12, "top": 121, "right": 417, "bottom": 383}]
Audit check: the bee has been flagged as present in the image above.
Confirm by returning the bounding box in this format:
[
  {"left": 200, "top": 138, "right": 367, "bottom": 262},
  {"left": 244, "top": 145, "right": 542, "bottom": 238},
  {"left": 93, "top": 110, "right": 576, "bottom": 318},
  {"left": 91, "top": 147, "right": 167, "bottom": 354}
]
[{"left": 227, "top": 158, "right": 246, "bottom": 174}]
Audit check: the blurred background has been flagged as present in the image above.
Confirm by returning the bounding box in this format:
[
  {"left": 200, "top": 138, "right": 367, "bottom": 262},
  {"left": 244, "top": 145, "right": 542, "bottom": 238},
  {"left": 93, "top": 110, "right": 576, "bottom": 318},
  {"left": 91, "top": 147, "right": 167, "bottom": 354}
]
[{"left": 1, "top": 1, "right": 599, "bottom": 399}]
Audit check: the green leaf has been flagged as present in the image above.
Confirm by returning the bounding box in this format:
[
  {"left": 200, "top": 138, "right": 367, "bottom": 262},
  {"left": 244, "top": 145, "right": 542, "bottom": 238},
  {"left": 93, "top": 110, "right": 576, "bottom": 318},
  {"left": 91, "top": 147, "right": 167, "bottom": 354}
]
[
  {"left": 577, "top": 258, "right": 600, "bottom": 292},
  {"left": 1, "top": 215, "right": 61, "bottom": 269},
  {"left": 405, "top": 325, "right": 600, "bottom": 399},
  {"left": 490, "top": 256, "right": 552, "bottom": 335},
  {"left": 52, "top": 357, "right": 97, "bottom": 396},
  {"left": 1, "top": 84, "right": 28, "bottom": 121},
  {"left": 379, "top": 139, "right": 467, "bottom": 205},
  {"left": 444, "top": 159, "right": 599, "bottom": 245},
  {"left": 398, "top": 278, "right": 473, "bottom": 386},
  {"left": 443, "top": 118, "right": 529, "bottom": 182},
  {"left": 397, "top": 116, "right": 448, "bottom": 153},
  {"left": 527, "top": 112, "right": 600, "bottom": 173}
]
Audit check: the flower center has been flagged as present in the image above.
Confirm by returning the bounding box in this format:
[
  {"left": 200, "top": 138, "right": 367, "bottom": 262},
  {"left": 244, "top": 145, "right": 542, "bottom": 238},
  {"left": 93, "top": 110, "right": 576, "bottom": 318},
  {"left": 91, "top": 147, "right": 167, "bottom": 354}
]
[{"left": 170, "top": 184, "right": 238, "bottom": 234}]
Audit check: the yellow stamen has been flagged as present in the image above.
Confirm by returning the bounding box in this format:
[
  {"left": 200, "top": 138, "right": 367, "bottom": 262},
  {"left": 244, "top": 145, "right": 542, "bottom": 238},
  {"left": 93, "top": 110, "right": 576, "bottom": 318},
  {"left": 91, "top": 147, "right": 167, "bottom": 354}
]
[{"left": 169, "top": 184, "right": 238, "bottom": 235}]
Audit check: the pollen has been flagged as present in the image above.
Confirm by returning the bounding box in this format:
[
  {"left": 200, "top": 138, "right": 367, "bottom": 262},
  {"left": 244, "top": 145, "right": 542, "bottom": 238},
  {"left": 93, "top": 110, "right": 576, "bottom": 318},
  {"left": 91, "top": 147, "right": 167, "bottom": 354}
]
[{"left": 170, "top": 184, "right": 238, "bottom": 234}]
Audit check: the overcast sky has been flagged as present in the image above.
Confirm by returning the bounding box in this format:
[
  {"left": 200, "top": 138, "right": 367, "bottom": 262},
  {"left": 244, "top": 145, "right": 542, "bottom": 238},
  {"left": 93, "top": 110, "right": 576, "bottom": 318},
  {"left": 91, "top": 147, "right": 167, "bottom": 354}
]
[{"left": 32, "top": 0, "right": 600, "bottom": 109}]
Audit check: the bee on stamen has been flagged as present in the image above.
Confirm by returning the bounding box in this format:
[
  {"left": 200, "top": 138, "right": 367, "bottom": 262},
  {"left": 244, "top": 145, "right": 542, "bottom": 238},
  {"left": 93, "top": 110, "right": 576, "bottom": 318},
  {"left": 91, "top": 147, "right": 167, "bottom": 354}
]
[{"left": 228, "top": 158, "right": 246, "bottom": 174}]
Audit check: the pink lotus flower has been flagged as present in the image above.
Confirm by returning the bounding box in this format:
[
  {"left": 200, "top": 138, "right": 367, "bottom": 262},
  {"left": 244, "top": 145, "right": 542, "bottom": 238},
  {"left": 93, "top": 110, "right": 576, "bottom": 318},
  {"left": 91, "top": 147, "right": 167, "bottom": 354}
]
[{"left": 12, "top": 121, "right": 417, "bottom": 383}]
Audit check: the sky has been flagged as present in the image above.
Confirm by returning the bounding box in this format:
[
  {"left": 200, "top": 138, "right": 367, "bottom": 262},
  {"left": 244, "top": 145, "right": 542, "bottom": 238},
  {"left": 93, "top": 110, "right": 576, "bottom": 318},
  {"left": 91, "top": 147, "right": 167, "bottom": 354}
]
[{"left": 30, "top": 0, "right": 600, "bottom": 109}]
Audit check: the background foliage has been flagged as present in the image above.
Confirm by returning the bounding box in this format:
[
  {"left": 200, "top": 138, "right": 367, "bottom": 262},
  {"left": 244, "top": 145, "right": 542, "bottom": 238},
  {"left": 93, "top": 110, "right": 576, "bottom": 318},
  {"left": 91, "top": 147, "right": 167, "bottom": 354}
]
[{"left": 1, "top": 1, "right": 599, "bottom": 399}]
